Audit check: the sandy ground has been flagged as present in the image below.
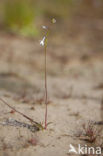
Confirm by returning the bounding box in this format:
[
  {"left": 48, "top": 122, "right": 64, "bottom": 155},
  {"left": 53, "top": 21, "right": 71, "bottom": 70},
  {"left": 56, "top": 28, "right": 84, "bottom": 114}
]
[{"left": 0, "top": 34, "right": 103, "bottom": 156}]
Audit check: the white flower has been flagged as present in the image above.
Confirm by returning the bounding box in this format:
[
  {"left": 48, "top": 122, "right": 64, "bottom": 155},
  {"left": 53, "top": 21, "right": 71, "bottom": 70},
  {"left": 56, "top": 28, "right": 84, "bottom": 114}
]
[
  {"left": 40, "top": 36, "right": 46, "bottom": 46},
  {"left": 42, "top": 25, "right": 47, "bottom": 29}
]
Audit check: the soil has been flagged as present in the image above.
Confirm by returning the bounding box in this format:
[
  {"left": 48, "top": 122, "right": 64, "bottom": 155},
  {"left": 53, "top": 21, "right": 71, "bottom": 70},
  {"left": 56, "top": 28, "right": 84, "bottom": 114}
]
[{"left": 0, "top": 32, "right": 103, "bottom": 156}]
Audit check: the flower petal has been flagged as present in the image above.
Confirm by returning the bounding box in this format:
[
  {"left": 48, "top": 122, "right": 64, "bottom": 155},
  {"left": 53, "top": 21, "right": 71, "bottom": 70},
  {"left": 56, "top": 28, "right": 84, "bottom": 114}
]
[
  {"left": 42, "top": 25, "right": 47, "bottom": 29},
  {"left": 40, "top": 36, "right": 46, "bottom": 46}
]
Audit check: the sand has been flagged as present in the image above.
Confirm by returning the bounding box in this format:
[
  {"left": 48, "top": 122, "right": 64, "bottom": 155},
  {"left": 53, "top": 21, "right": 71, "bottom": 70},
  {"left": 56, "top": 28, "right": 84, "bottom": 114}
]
[{"left": 0, "top": 35, "right": 103, "bottom": 156}]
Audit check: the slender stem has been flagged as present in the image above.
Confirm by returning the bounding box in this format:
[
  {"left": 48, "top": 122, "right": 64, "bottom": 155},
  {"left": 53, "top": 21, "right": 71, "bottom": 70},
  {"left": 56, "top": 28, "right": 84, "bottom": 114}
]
[
  {"left": 0, "top": 98, "right": 39, "bottom": 126},
  {"left": 44, "top": 45, "right": 48, "bottom": 129}
]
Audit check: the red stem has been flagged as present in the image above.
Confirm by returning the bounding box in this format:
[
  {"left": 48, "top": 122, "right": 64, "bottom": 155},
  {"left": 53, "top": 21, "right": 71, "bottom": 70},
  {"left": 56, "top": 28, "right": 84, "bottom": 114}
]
[
  {"left": 0, "top": 98, "right": 39, "bottom": 125},
  {"left": 44, "top": 46, "right": 48, "bottom": 129}
]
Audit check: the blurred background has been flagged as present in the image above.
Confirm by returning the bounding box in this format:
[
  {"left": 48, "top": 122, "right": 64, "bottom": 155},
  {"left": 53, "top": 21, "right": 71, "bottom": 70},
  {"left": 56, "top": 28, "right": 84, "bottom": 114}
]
[
  {"left": 0, "top": 0, "right": 103, "bottom": 97},
  {"left": 0, "top": 1, "right": 103, "bottom": 154},
  {"left": 0, "top": 0, "right": 103, "bottom": 48}
]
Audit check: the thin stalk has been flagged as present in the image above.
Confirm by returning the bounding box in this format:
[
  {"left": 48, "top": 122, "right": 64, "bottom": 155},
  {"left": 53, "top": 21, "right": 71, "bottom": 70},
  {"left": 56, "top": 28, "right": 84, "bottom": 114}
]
[
  {"left": 0, "top": 98, "right": 43, "bottom": 129},
  {"left": 44, "top": 45, "right": 48, "bottom": 129}
]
